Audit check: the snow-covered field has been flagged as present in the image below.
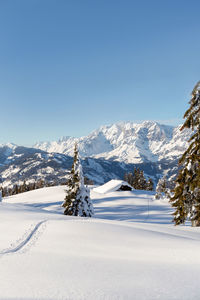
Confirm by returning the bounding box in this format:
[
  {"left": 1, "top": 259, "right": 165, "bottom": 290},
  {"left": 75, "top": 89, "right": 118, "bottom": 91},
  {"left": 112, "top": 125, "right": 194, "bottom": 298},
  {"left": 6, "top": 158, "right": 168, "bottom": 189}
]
[{"left": 0, "top": 185, "right": 200, "bottom": 300}]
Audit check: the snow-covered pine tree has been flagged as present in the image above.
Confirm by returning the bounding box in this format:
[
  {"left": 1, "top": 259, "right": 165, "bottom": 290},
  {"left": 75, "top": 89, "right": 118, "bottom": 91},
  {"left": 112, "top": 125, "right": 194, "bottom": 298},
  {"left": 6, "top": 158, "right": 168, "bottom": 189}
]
[
  {"left": 138, "top": 170, "right": 147, "bottom": 190},
  {"left": 132, "top": 168, "right": 141, "bottom": 189},
  {"left": 146, "top": 178, "right": 154, "bottom": 191},
  {"left": 63, "top": 143, "right": 94, "bottom": 217},
  {"left": 155, "top": 176, "right": 167, "bottom": 199},
  {"left": 124, "top": 172, "right": 134, "bottom": 186},
  {"left": 125, "top": 168, "right": 148, "bottom": 190},
  {"left": 170, "top": 81, "right": 200, "bottom": 226}
]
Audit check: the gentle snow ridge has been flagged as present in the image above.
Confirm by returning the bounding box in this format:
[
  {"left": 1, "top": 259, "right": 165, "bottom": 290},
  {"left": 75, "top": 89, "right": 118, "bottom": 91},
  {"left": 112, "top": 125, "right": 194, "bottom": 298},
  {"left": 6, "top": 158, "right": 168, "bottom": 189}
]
[{"left": 0, "top": 186, "right": 200, "bottom": 300}]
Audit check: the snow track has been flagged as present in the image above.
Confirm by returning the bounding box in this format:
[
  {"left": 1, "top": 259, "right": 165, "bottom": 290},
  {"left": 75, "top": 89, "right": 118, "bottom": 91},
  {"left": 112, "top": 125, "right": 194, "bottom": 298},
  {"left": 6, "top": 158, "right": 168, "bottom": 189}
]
[
  {"left": 0, "top": 220, "right": 47, "bottom": 255},
  {"left": 1, "top": 187, "right": 200, "bottom": 300}
]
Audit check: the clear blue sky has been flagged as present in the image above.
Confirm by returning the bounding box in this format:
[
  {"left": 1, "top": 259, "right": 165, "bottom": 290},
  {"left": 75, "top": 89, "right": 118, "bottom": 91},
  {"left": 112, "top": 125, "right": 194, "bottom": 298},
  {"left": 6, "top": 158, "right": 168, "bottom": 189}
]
[{"left": 0, "top": 0, "right": 199, "bottom": 145}]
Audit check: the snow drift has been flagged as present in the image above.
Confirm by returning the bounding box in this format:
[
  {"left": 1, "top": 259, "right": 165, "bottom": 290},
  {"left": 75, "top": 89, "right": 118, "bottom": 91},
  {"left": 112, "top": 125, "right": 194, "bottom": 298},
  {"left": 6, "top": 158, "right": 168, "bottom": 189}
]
[{"left": 0, "top": 186, "right": 200, "bottom": 300}]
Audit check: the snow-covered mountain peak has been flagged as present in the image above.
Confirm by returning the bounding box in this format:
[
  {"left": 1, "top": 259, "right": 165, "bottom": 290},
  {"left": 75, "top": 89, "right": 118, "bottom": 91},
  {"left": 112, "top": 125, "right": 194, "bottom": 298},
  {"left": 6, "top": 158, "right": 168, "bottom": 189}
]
[
  {"left": 0, "top": 142, "right": 17, "bottom": 149},
  {"left": 58, "top": 136, "right": 71, "bottom": 143},
  {"left": 33, "top": 121, "right": 192, "bottom": 164},
  {"left": 0, "top": 143, "right": 18, "bottom": 166}
]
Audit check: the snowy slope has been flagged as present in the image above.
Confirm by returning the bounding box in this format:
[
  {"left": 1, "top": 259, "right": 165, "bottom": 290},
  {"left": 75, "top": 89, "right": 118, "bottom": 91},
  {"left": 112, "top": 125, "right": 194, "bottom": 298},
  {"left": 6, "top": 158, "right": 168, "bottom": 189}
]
[
  {"left": 34, "top": 121, "right": 192, "bottom": 164},
  {"left": 1, "top": 186, "right": 200, "bottom": 300}
]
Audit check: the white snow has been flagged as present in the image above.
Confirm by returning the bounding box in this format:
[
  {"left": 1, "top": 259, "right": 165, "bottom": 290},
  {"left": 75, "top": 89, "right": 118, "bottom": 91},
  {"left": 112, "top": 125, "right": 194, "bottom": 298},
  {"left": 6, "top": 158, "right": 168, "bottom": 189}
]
[
  {"left": 0, "top": 186, "right": 200, "bottom": 300},
  {"left": 33, "top": 121, "right": 192, "bottom": 164},
  {"left": 93, "top": 179, "right": 132, "bottom": 194}
]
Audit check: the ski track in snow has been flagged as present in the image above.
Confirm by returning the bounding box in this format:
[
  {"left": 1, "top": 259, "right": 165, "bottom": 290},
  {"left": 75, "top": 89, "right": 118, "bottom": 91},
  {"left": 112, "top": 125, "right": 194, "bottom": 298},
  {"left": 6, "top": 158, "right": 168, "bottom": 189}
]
[{"left": 0, "top": 220, "right": 47, "bottom": 256}]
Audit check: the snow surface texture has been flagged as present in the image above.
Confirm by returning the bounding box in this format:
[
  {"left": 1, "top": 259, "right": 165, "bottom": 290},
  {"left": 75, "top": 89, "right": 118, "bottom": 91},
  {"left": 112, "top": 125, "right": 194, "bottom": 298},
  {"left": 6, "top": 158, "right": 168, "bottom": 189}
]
[
  {"left": 34, "top": 121, "right": 192, "bottom": 164},
  {"left": 0, "top": 186, "right": 200, "bottom": 300}
]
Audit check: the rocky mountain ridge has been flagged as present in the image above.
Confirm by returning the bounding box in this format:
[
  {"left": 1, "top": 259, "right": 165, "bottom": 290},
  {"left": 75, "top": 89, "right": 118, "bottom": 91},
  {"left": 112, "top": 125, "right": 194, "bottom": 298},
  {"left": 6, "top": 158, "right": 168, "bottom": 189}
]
[
  {"left": 34, "top": 121, "right": 191, "bottom": 164},
  {"left": 0, "top": 121, "right": 192, "bottom": 187}
]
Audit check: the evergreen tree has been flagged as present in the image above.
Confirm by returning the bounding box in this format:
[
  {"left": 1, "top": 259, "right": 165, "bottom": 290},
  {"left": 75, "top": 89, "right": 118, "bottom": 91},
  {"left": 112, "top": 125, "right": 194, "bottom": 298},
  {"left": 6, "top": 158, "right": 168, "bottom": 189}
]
[
  {"left": 124, "top": 168, "right": 148, "bottom": 190},
  {"left": 146, "top": 178, "right": 154, "bottom": 191},
  {"left": 155, "top": 176, "right": 167, "bottom": 199},
  {"left": 84, "top": 176, "right": 94, "bottom": 185},
  {"left": 63, "top": 143, "right": 94, "bottom": 217},
  {"left": 22, "top": 180, "right": 27, "bottom": 193},
  {"left": 13, "top": 184, "right": 19, "bottom": 195},
  {"left": 36, "top": 179, "right": 45, "bottom": 189},
  {"left": 132, "top": 168, "right": 140, "bottom": 189},
  {"left": 170, "top": 81, "right": 200, "bottom": 226},
  {"left": 2, "top": 186, "right": 7, "bottom": 197},
  {"left": 124, "top": 172, "right": 134, "bottom": 186},
  {"left": 132, "top": 168, "right": 146, "bottom": 190},
  {"left": 138, "top": 170, "right": 147, "bottom": 190}
]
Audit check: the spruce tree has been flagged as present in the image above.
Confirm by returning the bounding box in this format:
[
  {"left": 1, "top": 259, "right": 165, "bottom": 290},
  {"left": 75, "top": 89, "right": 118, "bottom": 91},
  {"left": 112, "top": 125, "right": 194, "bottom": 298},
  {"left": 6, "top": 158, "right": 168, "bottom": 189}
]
[
  {"left": 13, "top": 184, "right": 19, "bottom": 195},
  {"left": 170, "top": 81, "right": 200, "bottom": 226},
  {"left": 132, "top": 168, "right": 140, "bottom": 189},
  {"left": 22, "top": 180, "right": 27, "bottom": 193},
  {"left": 146, "top": 178, "right": 154, "bottom": 191},
  {"left": 138, "top": 170, "right": 147, "bottom": 190},
  {"left": 132, "top": 168, "right": 146, "bottom": 190},
  {"left": 63, "top": 143, "right": 94, "bottom": 217},
  {"left": 155, "top": 176, "right": 169, "bottom": 199},
  {"left": 125, "top": 168, "right": 148, "bottom": 190},
  {"left": 124, "top": 172, "right": 134, "bottom": 186}
]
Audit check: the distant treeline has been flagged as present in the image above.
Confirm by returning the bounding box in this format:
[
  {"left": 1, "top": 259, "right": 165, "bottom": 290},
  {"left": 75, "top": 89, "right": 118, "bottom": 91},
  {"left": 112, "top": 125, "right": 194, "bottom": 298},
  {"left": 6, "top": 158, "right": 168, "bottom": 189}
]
[
  {"left": 124, "top": 168, "right": 154, "bottom": 191},
  {"left": 0, "top": 179, "right": 56, "bottom": 197},
  {"left": 0, "top": 176, "right": 94, "bottom": 197}
]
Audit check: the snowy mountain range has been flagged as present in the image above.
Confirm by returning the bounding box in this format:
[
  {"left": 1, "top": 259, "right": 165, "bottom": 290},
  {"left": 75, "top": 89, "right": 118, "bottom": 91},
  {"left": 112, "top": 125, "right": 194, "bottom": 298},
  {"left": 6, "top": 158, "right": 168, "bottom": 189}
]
[
  {"left": 34, "top": 121, "right": 191, "bottom": 164},
  {"left": 0, "top": 144, "right": 73, "bottom": 187},
  {"left": 0, "top": 121, "right": 191, "bottom": 187}
]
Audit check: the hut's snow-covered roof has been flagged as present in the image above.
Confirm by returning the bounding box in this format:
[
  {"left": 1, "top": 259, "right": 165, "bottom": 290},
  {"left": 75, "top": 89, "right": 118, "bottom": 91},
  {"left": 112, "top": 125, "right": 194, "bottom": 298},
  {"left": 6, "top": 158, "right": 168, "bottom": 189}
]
[{"left": 93, "top": 179, "right": 132, "bottom": 194}]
